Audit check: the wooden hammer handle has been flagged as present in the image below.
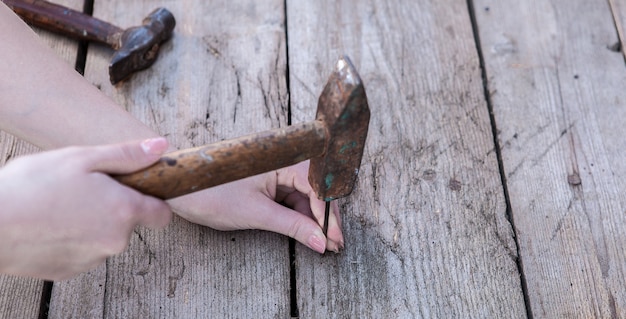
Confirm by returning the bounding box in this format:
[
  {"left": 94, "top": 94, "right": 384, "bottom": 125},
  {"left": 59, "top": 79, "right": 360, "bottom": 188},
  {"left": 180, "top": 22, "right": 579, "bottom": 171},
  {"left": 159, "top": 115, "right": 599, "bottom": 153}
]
[
  {"left": 4, "top": 0, "right": 122, "bottom": 47},
  {"left": 114, "top": 121, "right": 328, "bottom": 199}
]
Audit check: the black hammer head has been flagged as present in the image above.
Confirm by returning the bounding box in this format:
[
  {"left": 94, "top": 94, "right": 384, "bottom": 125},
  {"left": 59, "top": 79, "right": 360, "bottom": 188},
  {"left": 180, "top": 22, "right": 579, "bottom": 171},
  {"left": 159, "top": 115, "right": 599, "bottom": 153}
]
[
  {"left": 109, "top": 7, "right": 176, "bottom": 84},
  {"left": 309, "top": 56, "right": 370, "bottom": 201}
]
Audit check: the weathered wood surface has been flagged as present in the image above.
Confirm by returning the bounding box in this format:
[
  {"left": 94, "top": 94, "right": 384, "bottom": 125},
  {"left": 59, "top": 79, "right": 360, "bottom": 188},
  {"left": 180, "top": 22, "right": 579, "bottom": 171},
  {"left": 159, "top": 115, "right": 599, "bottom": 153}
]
[
  {"left": 0, "top": 1, "right": 82, "bottom": 318},
  {"left": 474, "top": 0, "right": 626, "bottom": 317},
  {"left": 0, "top": 275, "right": 41, "bottom": 319},
  {"left": 48, "top": 0, "right": 292, "bottom": 318},
  {"left": 288, "top": 0, "right": 526, "bottom": 317},
  {"left": 6, "top": 0, "right": 626, "bottom": 318}
]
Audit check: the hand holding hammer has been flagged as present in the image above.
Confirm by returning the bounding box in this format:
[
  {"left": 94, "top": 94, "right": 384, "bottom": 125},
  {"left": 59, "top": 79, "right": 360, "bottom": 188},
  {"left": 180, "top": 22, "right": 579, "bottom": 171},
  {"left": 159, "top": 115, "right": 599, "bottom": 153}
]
[
  {"left": 3, "top": 0, "right": 175, "bottom": 84},
  {"left": 115, "top": 56, "right": 370, "bottom": 247}
]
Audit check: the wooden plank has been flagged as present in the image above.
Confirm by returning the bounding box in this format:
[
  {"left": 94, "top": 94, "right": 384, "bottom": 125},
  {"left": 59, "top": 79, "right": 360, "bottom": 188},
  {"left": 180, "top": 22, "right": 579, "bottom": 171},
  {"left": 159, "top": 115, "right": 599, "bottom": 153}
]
[
  {"left": 474, "top": 0, "right": 626, "bottom": 317},
  {"left": 49, "top": 0, "right": 291, "bottom": 317},
  {"left": 0, "top": 1, "right": 82, "bottom": 318},
  {"left": 608, "top": 0, "right": 626, "bottom": 61},
  {"left": 288, "top": 0, "right": 527, "bottom": 317},
  {"left": 0, "top": 273, "right": 42, "bottom": 319}
]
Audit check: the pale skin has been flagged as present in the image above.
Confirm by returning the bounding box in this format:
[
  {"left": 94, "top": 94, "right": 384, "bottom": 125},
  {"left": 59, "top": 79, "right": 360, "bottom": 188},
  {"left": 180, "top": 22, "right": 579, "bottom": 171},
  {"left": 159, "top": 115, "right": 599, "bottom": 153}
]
[{"left": 0, "top": 3, "right": 343, "bottom": 281}]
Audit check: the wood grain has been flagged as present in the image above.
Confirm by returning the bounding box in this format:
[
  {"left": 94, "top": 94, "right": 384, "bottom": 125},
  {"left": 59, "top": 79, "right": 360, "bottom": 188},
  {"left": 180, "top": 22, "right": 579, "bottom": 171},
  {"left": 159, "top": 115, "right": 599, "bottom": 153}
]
[
  {"left": 474, "top": 0, "right": 626, "bottom": 317},
  {"left": 0, "top": 0, "right": 82, "bottom": 317},
  {"left": 287, "top": 0, "right": 527, "bottom": 317},
  {"left": 7, "top": 1, "right": 625, "bottom": 317},
  {"left": 48, "top": 0, "right": 292, "bottom": 317},
  {"left": 0, "top": 274, "right": 42, "bottom": 319}
]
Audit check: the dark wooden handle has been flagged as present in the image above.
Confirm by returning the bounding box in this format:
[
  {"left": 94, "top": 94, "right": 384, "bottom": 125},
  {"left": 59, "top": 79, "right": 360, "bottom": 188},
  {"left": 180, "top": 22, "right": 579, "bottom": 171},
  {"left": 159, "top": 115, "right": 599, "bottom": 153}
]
[
  {"left": 114, "top": 121, "right": 328, "bottom": 199},
  {"left": 4, "top": 0, "right": 122, "bottom": 47}
]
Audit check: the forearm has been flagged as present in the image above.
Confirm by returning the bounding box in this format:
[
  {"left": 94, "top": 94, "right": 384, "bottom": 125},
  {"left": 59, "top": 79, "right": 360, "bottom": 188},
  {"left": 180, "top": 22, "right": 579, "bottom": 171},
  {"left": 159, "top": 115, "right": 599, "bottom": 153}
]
[
  {"left": 0, "top": 4, "right": 342, "bottom": 254},
  {"left": 0, "top": 3, "right": 159, "bottom": 149}
]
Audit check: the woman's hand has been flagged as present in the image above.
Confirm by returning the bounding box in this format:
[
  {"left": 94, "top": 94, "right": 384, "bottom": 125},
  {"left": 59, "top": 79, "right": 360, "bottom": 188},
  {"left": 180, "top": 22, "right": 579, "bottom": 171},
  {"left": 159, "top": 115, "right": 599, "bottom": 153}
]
[
  {"left": 0, "top": 138, "right": 172, "bottom": 281},
  {"left": 169, "top": 161, "right": 344, "bottom": 253}
]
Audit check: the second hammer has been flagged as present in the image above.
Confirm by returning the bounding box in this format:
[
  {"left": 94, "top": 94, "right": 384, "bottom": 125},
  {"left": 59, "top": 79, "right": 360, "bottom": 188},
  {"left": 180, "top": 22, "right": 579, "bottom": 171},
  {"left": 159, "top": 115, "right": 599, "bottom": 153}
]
[{"left": 4, "top": 0, "right": 176, "bottom": 84}]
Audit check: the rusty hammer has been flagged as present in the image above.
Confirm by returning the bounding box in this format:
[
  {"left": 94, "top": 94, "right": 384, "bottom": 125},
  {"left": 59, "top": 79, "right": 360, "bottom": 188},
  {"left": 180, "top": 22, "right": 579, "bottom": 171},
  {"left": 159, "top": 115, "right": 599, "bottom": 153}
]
[
  {"left": 4, "top": 0, "right": 175, "bottom": 84},
  {"left": 115, "top": 56, "right": 370, "bottom": 236}
]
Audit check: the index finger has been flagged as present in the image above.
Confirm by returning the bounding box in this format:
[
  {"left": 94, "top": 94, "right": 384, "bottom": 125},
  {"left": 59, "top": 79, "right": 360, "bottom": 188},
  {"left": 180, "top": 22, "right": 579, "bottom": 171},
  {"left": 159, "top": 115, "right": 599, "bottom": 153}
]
[{"left": 275, "top": 161, "right": 344, "bottom": 251}]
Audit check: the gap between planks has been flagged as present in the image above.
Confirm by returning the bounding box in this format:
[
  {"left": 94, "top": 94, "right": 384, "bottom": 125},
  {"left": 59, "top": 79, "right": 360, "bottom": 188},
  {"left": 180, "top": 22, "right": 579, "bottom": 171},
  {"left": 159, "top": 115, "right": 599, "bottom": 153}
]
[
  {"left": 465, "top": 0, "right": 533, "bottom": 318},
  {"left": 283, "top": 1, "right": 300, "bottom": 317},
  {"left": 38, "top": 0, "right": 94, "bottom": 318}
]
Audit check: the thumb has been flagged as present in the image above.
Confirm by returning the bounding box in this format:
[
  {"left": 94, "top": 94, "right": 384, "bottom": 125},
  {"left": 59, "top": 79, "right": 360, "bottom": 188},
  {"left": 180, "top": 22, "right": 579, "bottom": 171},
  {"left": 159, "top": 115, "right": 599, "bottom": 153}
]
[{"left": 85, "top": 137, "right": 169, "bottom": 174}]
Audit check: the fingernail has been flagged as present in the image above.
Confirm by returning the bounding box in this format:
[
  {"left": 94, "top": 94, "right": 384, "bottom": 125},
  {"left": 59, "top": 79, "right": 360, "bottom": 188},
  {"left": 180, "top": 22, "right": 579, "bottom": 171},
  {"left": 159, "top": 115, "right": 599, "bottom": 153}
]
[
  {"left": 308, "top": 234, "right": 326, "bottom": 254},
  {"left": 141, "top": 137, "right": 168, "bottom": 155}
]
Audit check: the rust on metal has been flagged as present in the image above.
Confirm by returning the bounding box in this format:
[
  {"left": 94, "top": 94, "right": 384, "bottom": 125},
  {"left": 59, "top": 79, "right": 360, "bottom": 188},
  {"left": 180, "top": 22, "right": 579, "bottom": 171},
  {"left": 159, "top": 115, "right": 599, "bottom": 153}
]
[
  {"left": 109, "top": 7, "right": 176, "bottom": 84},
  {"left": 115, "top": 121, "right": 327, "bottom": 199},
  {"left": 4, "top": 0, "right": 122, "bottom": 44},
  {"left": 309, "top": 56, "right": 370, "bottom": 201},
  {"left": 6, "top": 0, "right": 176, "bottom": 84},
  {"left": 115, "top": 56, "right": 370, "bottom": 202}
]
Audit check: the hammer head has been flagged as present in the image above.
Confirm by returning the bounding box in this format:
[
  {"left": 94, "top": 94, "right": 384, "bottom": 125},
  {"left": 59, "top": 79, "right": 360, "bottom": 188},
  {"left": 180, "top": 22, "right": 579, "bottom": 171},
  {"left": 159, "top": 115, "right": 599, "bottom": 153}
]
[
  {"left": 309, "top": 56, "right": 370, "bottom": 201},
  {"left": 109, "top": 8, "right": 176, "bottom": 84}
]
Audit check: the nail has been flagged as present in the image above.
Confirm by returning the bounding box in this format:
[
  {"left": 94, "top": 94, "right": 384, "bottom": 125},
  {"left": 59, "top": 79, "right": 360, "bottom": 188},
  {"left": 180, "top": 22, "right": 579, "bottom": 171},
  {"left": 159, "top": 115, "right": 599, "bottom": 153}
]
[
  {"left": 141, "top": 137, "right": 168, "bottom": 155},
  {"left": 336, "top": 242, "right": 344, "bottom": 253},
  {"left": 308, "top": 234, "right": 326, "bottom": 254}
]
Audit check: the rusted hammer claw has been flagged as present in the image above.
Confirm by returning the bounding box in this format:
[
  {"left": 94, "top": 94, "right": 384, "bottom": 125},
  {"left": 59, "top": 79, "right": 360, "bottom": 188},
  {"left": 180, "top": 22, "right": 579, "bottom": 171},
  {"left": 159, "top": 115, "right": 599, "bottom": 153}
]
[{"left": 4, "top": 0, "right": 176, "bottom": 84}]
